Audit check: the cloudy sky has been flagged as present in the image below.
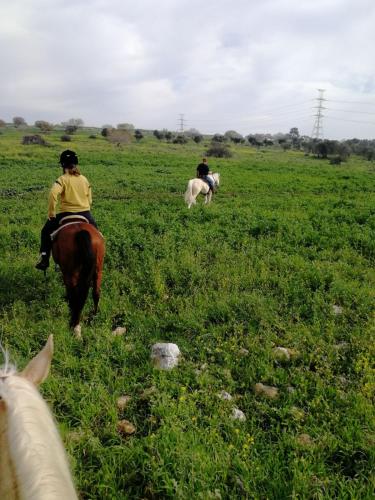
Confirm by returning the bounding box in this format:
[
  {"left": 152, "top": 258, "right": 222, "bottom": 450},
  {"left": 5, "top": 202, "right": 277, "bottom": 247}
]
[{"left": 1, "top": 0, "right": 375, "bottom": 139}]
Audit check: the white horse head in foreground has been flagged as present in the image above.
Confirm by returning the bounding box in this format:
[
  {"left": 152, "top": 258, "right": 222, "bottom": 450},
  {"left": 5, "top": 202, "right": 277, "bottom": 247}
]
[
  {"left": 0, "top": 336, "right": 77, "bottom": 500},
  {"left": 184, "top": 172, "right": 220, "bottom": 209}
]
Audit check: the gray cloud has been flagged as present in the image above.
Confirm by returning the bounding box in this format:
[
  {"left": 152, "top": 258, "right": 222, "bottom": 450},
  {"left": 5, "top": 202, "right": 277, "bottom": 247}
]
[{"left": 1, "top": 0, "right": 375, "bottom": 138}]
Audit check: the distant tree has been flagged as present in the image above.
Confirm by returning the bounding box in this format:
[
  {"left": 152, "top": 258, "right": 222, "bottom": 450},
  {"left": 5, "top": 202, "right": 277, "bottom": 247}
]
[
  {"left": 248, "top": 136, "right": 262, "bottom": 147},
  {"left": 206, "top": 142, "right": 232, "bottom": 158},
  {"left": 263, "top": 139, "right": 274, "bottom": 146},
  {"left": 35, "top": 120, "right": 53, "bottom": 133},
  {"left": 13, "top": 116, "right": 27, "bottom": 127},
  {"left": 63, "top": 118, "right": 84, "bottom": 128},
  {"left": 164, "top": 131, "right": 173, "bottom": 142},
  {"left": 153, "top": 130, "right": 164, "bottom": 140},
  {"left": 101, "top": 127, "right": 112, "bottom": 137},
  {"left": 117, "top": 123, "right": 135, "bottom": 131},
  {"left": 0, "top": 119, "right": 6, "bottom": 127},
  {"left": 173, "top": 134, "right": 188, "bottom": 144},
  {"left": 212, "top": 134, "right": 226, "bottom": 143},
  {"left": 184, "top": 128, "right": 201, "bottom": 138},
  {"left": 134, "top": 129, "right": 143, "bottom": 141},
  {"left": 65, "top": 125, "right": 78, "bottom": 135},
  {"left": 106, "top": 129, "right": 132, "bottom": 145},
  {"left": 193, "top": 134, "right": 203, "bottom": 143},
  {"left": 289, "top": 127, "right": 300, "bottom": 148},
  {"left": 224, "top": 130, "right": 243, "bottom": 141}
]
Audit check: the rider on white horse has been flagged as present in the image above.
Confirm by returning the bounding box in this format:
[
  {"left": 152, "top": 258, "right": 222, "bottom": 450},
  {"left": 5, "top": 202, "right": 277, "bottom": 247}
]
[{"left": 196, "top": 158, "right": 216, "bottom": 192}]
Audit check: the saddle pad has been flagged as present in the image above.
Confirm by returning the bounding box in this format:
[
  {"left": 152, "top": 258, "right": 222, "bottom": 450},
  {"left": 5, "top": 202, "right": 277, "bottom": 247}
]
[{"left": 59, "top": 214, "right": 89, "bottom": 225}]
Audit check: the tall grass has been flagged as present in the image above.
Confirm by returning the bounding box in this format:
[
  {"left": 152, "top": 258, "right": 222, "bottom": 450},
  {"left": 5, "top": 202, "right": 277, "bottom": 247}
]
[{"left": 0, "top": 129, "right": 374, "bottom": 498}]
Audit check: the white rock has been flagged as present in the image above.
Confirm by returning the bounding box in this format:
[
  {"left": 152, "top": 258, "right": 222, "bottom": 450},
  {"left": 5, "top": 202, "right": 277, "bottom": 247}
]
[
  {"left": 254, "top": 383, "right": 279, "bottom": 399},
  {"left": 217, "top": 390, "right": 233, "bottom": 401},
  {"left": 332, "top": 305, "right": 343, "bottom": 315},
  {"left": 117, "top": 395, "right": 131, "bottom": 410},
  {"left": 239, "top": 348, "right": 249, "bottom": 356},
  {"left": 112, "top": 326, "right": 126, "bottom": 336},
  {"left": 151, "top": 343, "right": 181, "bottom": 370},
  {"left": 273, "top": 347, "right": 291, "bottom": 361},
  {"left": 231, "top": 407, "right": 246, "bottom": 421}
]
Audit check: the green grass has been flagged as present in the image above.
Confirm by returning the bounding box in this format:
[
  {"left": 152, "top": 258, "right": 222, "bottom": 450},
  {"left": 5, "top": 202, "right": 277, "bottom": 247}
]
[{"left": 0, "top": 129, "right": 374, "bottom": 499}]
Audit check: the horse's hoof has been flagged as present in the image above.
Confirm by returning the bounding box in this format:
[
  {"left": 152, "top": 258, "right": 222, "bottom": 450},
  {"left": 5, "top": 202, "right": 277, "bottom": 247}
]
[{"left": 73, "top": 325, "right": 82, "bottom": 339}]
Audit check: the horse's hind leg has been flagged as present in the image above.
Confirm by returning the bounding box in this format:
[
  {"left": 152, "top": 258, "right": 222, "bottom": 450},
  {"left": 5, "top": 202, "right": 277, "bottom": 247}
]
[{"left": 92, "top": 268, "right": 103, "bottom": 315}]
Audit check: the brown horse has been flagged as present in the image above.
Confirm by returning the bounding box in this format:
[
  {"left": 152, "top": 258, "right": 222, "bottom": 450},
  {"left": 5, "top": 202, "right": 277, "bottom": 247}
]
[{"left": 52, "top": 218, "right": 105, "bottom": 337}]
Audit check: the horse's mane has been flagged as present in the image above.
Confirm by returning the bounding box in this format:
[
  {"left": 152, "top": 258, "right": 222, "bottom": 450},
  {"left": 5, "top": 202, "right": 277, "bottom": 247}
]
[{"left": 0, "top": 372, "right": 77, "bottom": 499}]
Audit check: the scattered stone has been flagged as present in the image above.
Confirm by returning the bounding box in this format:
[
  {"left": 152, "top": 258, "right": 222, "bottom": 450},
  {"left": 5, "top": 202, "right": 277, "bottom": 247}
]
[
  {"left": 151, "top": 343, "right": 181, "bottom": 370},
  {"left": 254, "top": 383, "right": 279, "bottom": 399},
  {"left": 141, "top": 386, "right": 157, "bottom": 399},
  {"left": 289, "top": 406, "right": 305, "bottom": 421},
  {"left": 117, "top": 395, "right": 131, "bottom": 410},
  {"left": 337, "top": 375, "right": 348, "bottom": 386},
  {"left": 334, "top": 342, "right": 349, "bottom": 352},
  {"left": 273, "top": 347, "right": 291, "bottom": 362},
  {"left": 112, "top": 326, "right": 126, "bottom": 336},
  {"left": 231, "top": 407, "right": 246, "bottom": 421},
  {"left": 332, "top": 305, "right": 343, "bottom": 315},
  {"left": 217, "top": 390, "right": 233, "bottom": 401},
  {"left": 117, "top": 419, "right": 136, "bottom": 436},
  {"left": 239, "top": 348, "right": 249, "bottom": 356},
  {"left": 296, "top": 433, "right": 314, "bottom": 447}
]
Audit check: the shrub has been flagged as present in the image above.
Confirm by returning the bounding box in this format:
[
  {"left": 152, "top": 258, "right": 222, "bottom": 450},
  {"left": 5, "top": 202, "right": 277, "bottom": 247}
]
[
  {"left": 206, "top": 142, "right": 232, "bottom": 158},
  {"left": 134, "top": 130, "right": 144, "bottom": 141},
  {"left": 22, "top": 135, "right": 47, "bottom": 145},
  {"left": 106, "top": 129, "right": 132, "bottom": 145},
  {"left": 35, "top": 120, "right": 53, "bottom": 133},
  {"left": 89, "top": 135, "right": 97, "bottom": 139},
  {"left": 13, "top": 116, "right": 27, "bottom": 127},
  {"left": 61, "top": 135, "right": 71, "bottom": 142},
  {"left": 330, "top": 156, "right": 342, "bottom": 165},
  {"left": 0, "top": 119, "right": 6, "bottom": 127},
  {"left": 65, "top": 125, "right": 77, "bottom": 135},
  {"left": 173, "top": 135, "right": 188, "bottom": 144},
  {"left": 153, "top": 130, "right": 164, "bottom": 140}
]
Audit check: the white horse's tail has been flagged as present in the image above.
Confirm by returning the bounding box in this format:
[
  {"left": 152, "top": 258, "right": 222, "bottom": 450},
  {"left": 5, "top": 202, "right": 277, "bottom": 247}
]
[{"left": 184, "top": 179, "right": 196, "bottom": 208}]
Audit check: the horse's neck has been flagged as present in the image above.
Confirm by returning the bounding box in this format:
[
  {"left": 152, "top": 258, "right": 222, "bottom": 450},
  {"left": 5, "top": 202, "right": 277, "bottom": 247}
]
[
  {"left": 1, "top": 376, "right": 77, "bottom": 500},
  {"left": 0, "top": 400, "right": 19, "bottom": 500}
]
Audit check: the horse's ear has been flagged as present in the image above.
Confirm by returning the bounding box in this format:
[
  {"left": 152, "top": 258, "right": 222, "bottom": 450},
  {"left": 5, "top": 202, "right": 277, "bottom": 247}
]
[{"left": 20, "top": 335, "right": 54, "bottom": 386}]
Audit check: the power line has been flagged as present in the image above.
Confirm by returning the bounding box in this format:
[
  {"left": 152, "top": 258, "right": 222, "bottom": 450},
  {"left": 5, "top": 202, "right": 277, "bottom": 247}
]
[
  {"left": 325, "top": 116, "right": 375, "bottom": 125},
  {"left": 326, "top": 108, "right": 375, "bottom": 116},
  {"left": 326, "top": 99, "right": 375, "bottom": 106}
]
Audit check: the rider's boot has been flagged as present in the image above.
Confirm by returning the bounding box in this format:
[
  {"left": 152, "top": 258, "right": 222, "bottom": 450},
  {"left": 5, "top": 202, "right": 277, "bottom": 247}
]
[{"left": 35, "top": 252, "right": 50, "bottom": 271}]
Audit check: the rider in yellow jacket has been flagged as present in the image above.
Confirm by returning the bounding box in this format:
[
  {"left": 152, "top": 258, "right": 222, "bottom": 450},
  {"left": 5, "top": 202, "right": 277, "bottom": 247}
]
[{"left": 35, "top": 150, "right": 98, "bottom": 271}]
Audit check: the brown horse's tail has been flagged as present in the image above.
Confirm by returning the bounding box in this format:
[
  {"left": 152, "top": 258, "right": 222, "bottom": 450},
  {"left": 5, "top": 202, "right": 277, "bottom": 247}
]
[{"left": 68, "top": 230, "right": 95, "bottom": 327}]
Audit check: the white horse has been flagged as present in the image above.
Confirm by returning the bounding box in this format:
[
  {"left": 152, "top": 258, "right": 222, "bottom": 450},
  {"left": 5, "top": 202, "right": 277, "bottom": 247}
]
[
  {"left": 0, "top": 336, "right": 77, "bottom": 500},
  {"left": 184, "top": 173, "right": 220, "bottom": 209}
]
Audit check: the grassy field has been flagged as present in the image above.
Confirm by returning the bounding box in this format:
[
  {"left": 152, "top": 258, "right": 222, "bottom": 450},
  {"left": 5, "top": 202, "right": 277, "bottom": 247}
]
[{"left": 0, "top": 128, "right": 374, "bottom": 499}]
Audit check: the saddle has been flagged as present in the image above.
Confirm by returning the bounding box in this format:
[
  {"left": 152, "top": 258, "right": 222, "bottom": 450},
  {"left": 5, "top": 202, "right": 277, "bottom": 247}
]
[{"left": 50, "top": 215, "right": 89, "bottom": 241}]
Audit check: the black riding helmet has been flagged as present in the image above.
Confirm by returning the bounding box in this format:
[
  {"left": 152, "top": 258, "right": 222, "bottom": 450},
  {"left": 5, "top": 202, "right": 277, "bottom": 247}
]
[{"left": 60, "top": 150, "right": 79, "bottom": 167}]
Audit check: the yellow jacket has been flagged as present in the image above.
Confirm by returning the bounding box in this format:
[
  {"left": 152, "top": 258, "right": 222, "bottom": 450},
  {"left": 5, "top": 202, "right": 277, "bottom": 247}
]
[{"left": 48, "top": 173, "right": 92, "bottom": 217}]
